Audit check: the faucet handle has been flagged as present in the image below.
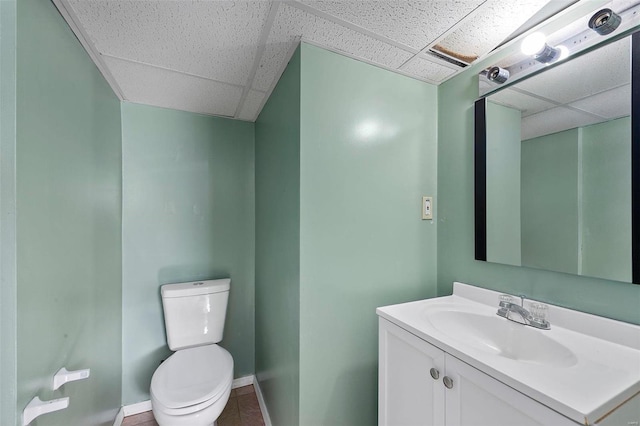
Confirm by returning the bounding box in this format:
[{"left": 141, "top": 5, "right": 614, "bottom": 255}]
[
  {"left": 498, "top": 294, "right": 514, "bottom": 306},
  {"left": 528, "top": 302, "right": 551, "bottom": 329},
  {"left": 529, "top": 302, "right": 548, "bottom": 322}
]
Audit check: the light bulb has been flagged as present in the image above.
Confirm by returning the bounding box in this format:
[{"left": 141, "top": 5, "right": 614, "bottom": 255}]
[
  {"left": 521, "top": 32, "right": 547, "bottom": 56},
  {"left": 589, "top": 8, "right": 622, "bottom": 35},
  {"left": 487, "top": 66, "right": 509, "bottom": 84}
]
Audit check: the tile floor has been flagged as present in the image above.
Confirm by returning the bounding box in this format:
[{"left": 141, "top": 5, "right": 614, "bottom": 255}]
[{"left": 121, "top": 385, "right": 265, "bottom": 426}]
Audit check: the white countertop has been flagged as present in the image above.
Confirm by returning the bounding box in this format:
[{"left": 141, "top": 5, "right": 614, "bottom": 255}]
[{"left": 376, "top": 282, "right": 640, "bottom": 425}]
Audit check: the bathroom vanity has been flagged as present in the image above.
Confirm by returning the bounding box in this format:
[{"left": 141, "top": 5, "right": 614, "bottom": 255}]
[{"left": 377, "top": 283, "right": 640, "bottom": 426}]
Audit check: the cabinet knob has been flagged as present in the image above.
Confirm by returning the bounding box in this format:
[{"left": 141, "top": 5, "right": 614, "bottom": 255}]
[
  {"left": 443, "top": 376, "right": 454, "bottom": 389},
  {"left": 429, "top": 368, "right": 439, "bottom": 380}
]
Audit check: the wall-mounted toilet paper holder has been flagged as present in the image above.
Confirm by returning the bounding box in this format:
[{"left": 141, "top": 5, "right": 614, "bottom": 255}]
[
  {"left": 22, "top": 396, "right": 69, "bottom": 425},
  {"left": 53, "top": 367, "right": 90, "bottom": 390}
]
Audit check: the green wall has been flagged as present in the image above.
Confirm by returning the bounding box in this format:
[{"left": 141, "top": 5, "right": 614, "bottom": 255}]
[
  {"left": 486, "top": 102, "right": 521, "bottom": 266},
  {"left": 16, "top": 1, "right": 123, "bottom": 425},
  {"left": 299, "top": 43, "right": 438, "bottom": 426},
  {"left": 255, "top": 43, "right": 438, "bottom": 426},
  {"left": 437, "top": 67, "right": 640, "bottom": 325},
  {"left": 0, "top": 0, "right": 17, "bottom": 425},
  {"left": 581, "top": 117, "right": 632, "bottom": 282},
  {"left": 521, "top": 129, "right": 579, "bottom": 274},
  {"left": 255, "top": 47, "right": 301, "bottom": 426},
  {"left": 121, "top": 103, "right": 255, "bottom": 405}
]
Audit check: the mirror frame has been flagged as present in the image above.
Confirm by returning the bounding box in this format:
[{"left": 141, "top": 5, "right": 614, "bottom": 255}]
[{"left": 474, "top": 31, "right": 640, "bottom": 284}]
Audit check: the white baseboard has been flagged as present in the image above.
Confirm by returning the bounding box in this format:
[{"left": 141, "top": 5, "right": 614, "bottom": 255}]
[
  {"left": 112, "top": 407, "right": 124, "bottom": 426},
  {"left": 122, "top": 400, "right": 153, "bottom": 417},
  {"left": 253, "top": 377, "right": 272, "bottom": 426},
  {"left": 232, "top": 375, "right": 254, "bottom": 388},
  {"left": 114, "top": 374, "right": 259, "bottom": 425}
]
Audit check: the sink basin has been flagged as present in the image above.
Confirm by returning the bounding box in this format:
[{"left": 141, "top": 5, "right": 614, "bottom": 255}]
[{"left": 427, "top": 310, "right": 578, "bottom": 367}]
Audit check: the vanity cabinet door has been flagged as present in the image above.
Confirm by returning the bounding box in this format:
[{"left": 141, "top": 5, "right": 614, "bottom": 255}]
[
  {"left": 379, "top": 318, "right": 446, "bottom": 426},
  {"left": 443, "top": 355, "right": 576, "bottom": 426}
]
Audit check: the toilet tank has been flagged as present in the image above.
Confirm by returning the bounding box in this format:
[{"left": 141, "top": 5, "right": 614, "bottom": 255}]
[{"left": 161, "top": 279, "right": 230, "bottom": 351}]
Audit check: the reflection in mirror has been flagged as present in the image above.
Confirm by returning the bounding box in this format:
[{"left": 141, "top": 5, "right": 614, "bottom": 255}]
[{"left": 482, "top": 34, "right": 632, "bottom": 282}]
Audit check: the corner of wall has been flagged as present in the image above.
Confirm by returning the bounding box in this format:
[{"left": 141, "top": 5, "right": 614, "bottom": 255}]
[
  {"left": 254, "top": 41, "right": 302, "bottom": 426},
  {"left": 436, "top": 69, "right": 480, "bottom": 297},
  {"left": 0, "top": 0, "right": 18, "bottom": 425}
]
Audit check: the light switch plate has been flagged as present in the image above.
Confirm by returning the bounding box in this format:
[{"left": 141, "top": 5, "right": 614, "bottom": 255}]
[{"left": 422, "top": 196, "right": 433, "bottom": 220}]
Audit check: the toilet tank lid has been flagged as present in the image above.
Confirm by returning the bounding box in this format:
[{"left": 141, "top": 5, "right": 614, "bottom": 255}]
[{"left": 161, "top": 279, "right": 230, "bottom": 298}]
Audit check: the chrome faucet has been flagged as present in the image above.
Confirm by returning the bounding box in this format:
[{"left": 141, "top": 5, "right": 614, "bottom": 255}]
[{"left": 497, "top": 294, "right": 550, "bottom": 330}]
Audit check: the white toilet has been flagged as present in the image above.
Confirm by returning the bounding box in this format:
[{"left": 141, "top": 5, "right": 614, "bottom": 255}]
[{"left": 150, "top": 279, "right": 234, "bottom": 426}]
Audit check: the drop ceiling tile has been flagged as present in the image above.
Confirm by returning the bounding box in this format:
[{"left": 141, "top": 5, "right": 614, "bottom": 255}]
[
  {"left": 252, "top": 3, "right": 413, "bottom": 91},
  {"left": 297, "top": 0, "right": 485, "bottom": 50},
  {"left": 400, "top": 57, "right": 457, "bottom": 83},
  {"left": 435, "top": 0, "right": 551, "bottom": 62},
  {"left": 569, "top": 84, "right": 631, "bottom": 120},
  {"left": 522, "top": 106, "right": 602, "bottom": 140},
  {"left": 488, "top": 88, "right": 556, "bottom": 117},
  {"left": 238, "top": 90, "right": 267, "bottom": 121},
  {"left": 68, "top": 0, "right": 271, "bottom": 86},
  {"left": 253, "top": 41, "right": 297, "bottom": 92},
  {"left": 104, "top": 57, "right": 242, "bottom": 117},
  {"left": 515, "top": 36, "right": 630, "bottom": 105}
]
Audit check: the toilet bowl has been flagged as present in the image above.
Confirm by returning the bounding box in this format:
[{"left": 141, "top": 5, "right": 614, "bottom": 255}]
[
  {"left": 151, "top": 344, "right": 233, "bottom": 426},
  {"left": 150, "top": 279, "right": 234, "bottom": 426}
]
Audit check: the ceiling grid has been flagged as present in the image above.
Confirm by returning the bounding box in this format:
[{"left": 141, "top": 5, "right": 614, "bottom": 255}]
[
  {"left": 54, "top": 0, "right": 560, "bottom": 122},
  {"left": 232, "top": 2, "right": 280, "bottom": 119}
]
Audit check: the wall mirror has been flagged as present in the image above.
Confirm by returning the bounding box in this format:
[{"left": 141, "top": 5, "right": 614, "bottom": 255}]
[{"left": 475, "top": 28, "right": 640, "bottom": 284}]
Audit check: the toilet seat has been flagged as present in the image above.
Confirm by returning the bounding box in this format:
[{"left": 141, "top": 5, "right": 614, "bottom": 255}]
[
  {"left": 151, "top": 344, "right": 233, "bottom": 413},
  {"left": 151, "top": 381, "right": 231, "bottom": 416}
]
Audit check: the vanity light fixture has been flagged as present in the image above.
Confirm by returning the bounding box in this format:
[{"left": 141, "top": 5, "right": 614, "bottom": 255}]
[
  {"left": 480, "top": 1, "right": 640, "bottom": 97},
  {"left": 589, "top": 8, "right": 622, "bottom": 35},
  {"left": 487, "top": 66, "right": 509, "bottom": 84},
  {"left": 521, "top": 32, "right": 560, "bottom": 63}
]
